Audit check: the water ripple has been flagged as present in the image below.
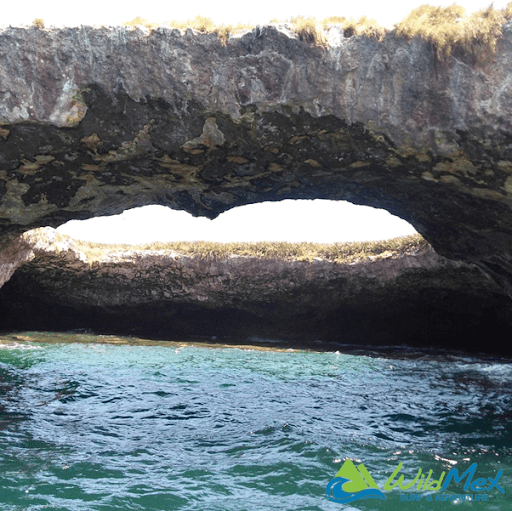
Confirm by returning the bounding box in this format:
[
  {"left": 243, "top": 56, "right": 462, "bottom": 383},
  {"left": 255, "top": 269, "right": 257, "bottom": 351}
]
[{"left": 0, "top": 334, "right": 511, "bottom": 510}]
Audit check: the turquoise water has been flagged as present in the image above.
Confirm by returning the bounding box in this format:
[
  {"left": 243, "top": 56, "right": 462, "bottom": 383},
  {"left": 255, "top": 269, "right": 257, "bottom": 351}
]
[{"left": 0, "top": 332, "right": 511, "bottom": 510}]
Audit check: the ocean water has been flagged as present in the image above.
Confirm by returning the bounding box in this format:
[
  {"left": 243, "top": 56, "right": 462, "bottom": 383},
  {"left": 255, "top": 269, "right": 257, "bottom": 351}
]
[{"left": 0, "top": 331, "right": 511, "bottom": 511}]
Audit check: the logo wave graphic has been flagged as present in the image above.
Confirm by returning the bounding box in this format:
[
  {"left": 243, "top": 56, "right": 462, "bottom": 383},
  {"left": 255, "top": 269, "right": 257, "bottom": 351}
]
[{"left": 326, "top": 477, "right": 386, "bottom": 504}]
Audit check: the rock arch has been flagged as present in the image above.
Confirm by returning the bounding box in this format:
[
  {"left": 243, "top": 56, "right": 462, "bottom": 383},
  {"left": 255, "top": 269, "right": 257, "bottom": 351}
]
[{"left": 0, "top": 23, "right": 512, "bottom": 296}]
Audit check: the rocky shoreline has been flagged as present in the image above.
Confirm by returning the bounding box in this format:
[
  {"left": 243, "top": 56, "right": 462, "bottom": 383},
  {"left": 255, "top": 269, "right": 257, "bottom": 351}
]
[{"left": 1, "top": 228, "right": 510, "bottom": 353}]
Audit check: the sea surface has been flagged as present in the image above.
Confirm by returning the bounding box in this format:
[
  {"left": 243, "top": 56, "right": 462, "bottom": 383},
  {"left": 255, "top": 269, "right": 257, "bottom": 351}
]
[{"left": 0, "top": 331, "right": 511, "bottom": 511}]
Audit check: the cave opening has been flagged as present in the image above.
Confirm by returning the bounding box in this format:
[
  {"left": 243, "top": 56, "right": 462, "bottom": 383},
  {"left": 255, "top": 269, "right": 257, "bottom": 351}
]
[
  {"left": 0, "top": 200, "right": 511, "bottom": 354},
  {"left": 55, "top": 199, "right": 418, "bottom": 245}
]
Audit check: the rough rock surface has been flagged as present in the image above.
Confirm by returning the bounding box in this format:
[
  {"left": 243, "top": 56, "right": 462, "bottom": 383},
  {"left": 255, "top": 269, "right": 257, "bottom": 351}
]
[
  {"left": 0, "top": 24, "right": 512, "bottom": 294},
  {"left": 2, "top": 23, "right": 512, "bottom": 350},
  {"left": 1, "top": 228, "right": 510, "bottom": 353},
  {"left": 0, "top": 235, "right": 34, "bottom": 290}
]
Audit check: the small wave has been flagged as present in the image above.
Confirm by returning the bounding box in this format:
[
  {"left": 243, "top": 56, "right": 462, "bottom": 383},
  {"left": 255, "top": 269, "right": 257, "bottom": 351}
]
[
  {"left": 0, "top": 341, "right": 42, "bottom": 351},
  {"left": 326, "top": 477, "right": 386, "bottom": 504}
]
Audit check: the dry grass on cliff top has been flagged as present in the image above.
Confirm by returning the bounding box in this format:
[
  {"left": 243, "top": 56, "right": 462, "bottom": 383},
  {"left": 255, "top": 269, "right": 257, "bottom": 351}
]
[
  {"left": 124, "top": 16, "right": 253, "bottom": 45},
  {"left": 34, "top": 232, "right": 430, "bottom": 266},
  {"left": 123, "top": 14, "right": 385, "bottom": 46},
  {"left": 395, "top": 3, "right": 512, "bottom": 59},
  {"left": 124, "top": 3, "right": 512, "bottom": 57},
  {"left": 125, "top": 2, "right": 512, "bottom": 55}
]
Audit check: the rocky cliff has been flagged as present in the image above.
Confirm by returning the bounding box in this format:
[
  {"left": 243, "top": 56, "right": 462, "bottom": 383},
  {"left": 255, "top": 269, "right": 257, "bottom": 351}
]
[
  {"left": 1, "top": 228, "right": 510, "bottom": 353},
  {"left": 0, "top": 22, "right": 512, "bottom": 294},
  {"left": 1, "top": 20, "right": 512, "bottom": 349}
]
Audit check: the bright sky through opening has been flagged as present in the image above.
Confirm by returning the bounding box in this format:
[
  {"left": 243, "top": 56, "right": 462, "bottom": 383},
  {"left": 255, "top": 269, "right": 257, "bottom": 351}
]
[
  {"left": 57, "top": 202, "right": 418, "bottom": 244},
  {"left": 4, "top": 1, "right": 502, "bottom": 243}
]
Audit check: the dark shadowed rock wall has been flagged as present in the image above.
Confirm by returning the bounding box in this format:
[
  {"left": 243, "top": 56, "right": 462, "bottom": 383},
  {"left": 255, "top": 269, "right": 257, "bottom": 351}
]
[{"left": 1, "top": 228, "right": 510, "bottom": 353}]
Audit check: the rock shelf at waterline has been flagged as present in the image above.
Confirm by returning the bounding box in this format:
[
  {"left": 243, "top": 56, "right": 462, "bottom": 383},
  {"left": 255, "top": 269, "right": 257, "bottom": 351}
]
[{"left": 0, "top": 228, "right": 510, "bottom": 353}]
